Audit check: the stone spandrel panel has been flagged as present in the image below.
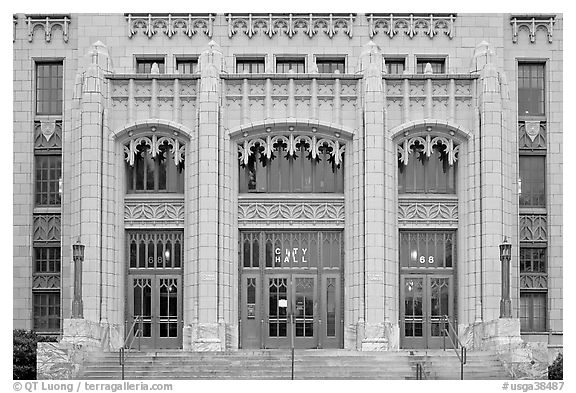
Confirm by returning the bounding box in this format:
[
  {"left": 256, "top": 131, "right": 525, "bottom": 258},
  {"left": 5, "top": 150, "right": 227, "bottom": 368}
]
[
  {"left": 519, "top": 214, "right": 548, "bottom": 242},
  {"left": 398, "top": 198, "right": 458, "bottom": 227},
  {"left": 34, "top": 120, "right": 62, "bottom": 150},
  {"left": 519, "top": 121, "right": 547, "bottom": 150},
  {"left": 124, "top": 199, "right": 185, "bottom": 227},
  {"left": 33, "top": 215, "right": 61, "bottom": 243}
]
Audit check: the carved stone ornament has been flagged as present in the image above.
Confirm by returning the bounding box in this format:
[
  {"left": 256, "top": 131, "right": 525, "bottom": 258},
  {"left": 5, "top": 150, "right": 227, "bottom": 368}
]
[
  {"left": 126, "top": 14, "right": 214, "bottom": 39},
  {"left": 26, "top": 15, "right": 70, "bottom": 43},
  {"left": 40, "top": 120, "right": 56, "bottom": 142},
  {"left": 367, "top": 14, "right": 455, "bottom": 39},
  {"left": 398, "top": 200, "right": 458, "bottom": 224},
  {"left": 33, "top": 215, "right": 61, "bottom": 242},
  {"left": 520, "top": 273, "right": 548, "bottom": 290},
  {"left": 238, "top": 133, "right": 345, "bottom": 167},
  {"left": 520, "top": 214, "right": 548, "bottom": 242},
  {"left": 124, "top": 134, "right": 186, "bottom": 167},
  {"left": 510, "top": 15, "right": 555, "bottom": 43},
  {"left": 397, "top": 134, "right": 459, "bottom": 166},
  {"left": 524, "top": 121, "right": 541, "bottom": 142},
  {"left": 33, "top": 274, "right": 61, "bottom": 290},
  {"left": 125, "top": 200, "right": 185, "bottom": 226},
  {"left": 238, "top": 200, "right": 345, "bottom": 226},
  {"left": 227, "top": 14, "right": 355, "bottom": 39}
]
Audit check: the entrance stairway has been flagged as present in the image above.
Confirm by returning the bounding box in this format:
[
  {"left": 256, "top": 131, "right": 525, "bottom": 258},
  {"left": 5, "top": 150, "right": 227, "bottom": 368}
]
[{"left": 78, "top": 349, "right": 510, "bottom": 380}]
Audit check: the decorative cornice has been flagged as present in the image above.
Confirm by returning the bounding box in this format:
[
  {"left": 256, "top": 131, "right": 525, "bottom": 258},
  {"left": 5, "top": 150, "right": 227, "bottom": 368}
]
[
  {"left": 227, "top": 13, "right": 355, "bottom": 39},
  {"left": 238, "top": 198, "right": 345, "bottom": 227},
  {"left": 25, "top": 14, "right": 70, "bottom": 43},
  {"left": 397, "top": 134, "right": 459, "bottom": 166},
  {"left": 124, "top": 133, "right": 186, "bottom": 167},
  {"left": 367, "top": 13, "right": 455, "bottom": 39},
  {"left": 510, "top": 15, "right": 555, "bottom": 43},
  {"left": 126, "top": 13, "right": 213, "bottom": 39},
  {"left": 238, "top": 132, "right": 345, "bottom": 167},
  {"left": 124, "top": 199, "right": 185, "bottom": 227},
  {"left": 398, "top": 197, "right": 458, "bottom": 225}
]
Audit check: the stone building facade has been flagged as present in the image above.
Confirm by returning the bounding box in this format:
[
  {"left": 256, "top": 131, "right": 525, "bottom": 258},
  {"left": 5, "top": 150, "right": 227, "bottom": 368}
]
[{"left": 13, "top": 13, "right": 562, "bottom": 361}]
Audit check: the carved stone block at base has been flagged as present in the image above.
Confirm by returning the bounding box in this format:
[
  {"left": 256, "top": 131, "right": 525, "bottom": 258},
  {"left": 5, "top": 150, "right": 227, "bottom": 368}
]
[
  {"left": 361, "top": 322, "right": 399, "bottom": 351},
  {"left": 480, "top": 318, "right": 523, "bottom": 350},
  {"left": 344, "top": 323, "right": 357, "bottom": 350},
  {"left": 183, "top": 322, "right": 225, "bottom": 351},
  {"left": 60, "top": 319, "right": 111, "bottom": 351},
  {"left": 37, "top": 342, "right": 80, "bottom": 380}
]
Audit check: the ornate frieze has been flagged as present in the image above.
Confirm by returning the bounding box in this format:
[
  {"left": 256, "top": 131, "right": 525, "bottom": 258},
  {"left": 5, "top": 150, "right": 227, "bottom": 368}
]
[
  {"left": 397, "top": 134, "right": 459, "bottom": 166},
  {"left": 124, "top": 134, "right": 186, "bottom": 167},
  {"left": 33, "top": 215, "right": 61, "bottom": 242},
  {"left": 126, "top": 14, "right": 214, "bottom": 39},
  {"left": 519, "top": 121, "right": 547, "bottom": 150},
  {"left": 227, "top": 14, "right": 355, "bottom": 39},
  {"left": 398, "top": 198, "right": 458, "bottom": 225},
  {"left": 367, "top": 14, "right": 455, "bottom": 39},
  {"left": 520, "top": 273, "right": 548, "bottom": 290},
  {"left": 238, "top": 133, "right": 345, "bottom": 166},
  {"left": 33, "top": 274, "right": 61, "bottom": 290},
  {"left": 124, "top": 199, "right": 185, "bottom": 227},
  {"left": 25, "top": 14, "right": 70, "bottom": 43},
  {"left": 520, "top": 214, "right": 548, "bottom": 242},
  {"left": 510, "top": 15, "right": 555, "bottom": 43},
  {"left": 34, "top": 120, "right": 62, "bottom": 150},
  {"left": 238, "top": 199, "right": 345, "bottom": 226}
]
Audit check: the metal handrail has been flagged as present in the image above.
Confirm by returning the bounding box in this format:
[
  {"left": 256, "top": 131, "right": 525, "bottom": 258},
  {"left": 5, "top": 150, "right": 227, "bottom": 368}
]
[
  {"left": 441, "top": 315, "right": 467, "bottom": 380},
  {"left": 119, "top": 316, "right": 143, "bottom": 380},
  {"left": 415, "top": 362, "right": 426, "bottom": 380}
]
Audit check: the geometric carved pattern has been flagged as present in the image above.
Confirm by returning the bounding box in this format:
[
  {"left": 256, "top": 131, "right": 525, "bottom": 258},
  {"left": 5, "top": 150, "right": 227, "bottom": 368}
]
[
  {"left": 510, "top": 15, "right": 555, "bottom": 44},
  {"left": 126, "top": 14, "right": 214, "bottom": 39},
  {"left": 34, "top": 121, "right": 62, "bottom": 150},
  {"left": 33, "top": 215, "right": 61, "bottom": 242},
  {"left": 520, "top": 214, "right": 548, "bottom": 242},
  {"left": 124, "top": 200, "right": 184, "bottom": 227},
  {"left": 520, "top": 273, "right": 548, "bottom": 290},
  {"left": 368, "top": 13, "right": 455, "bottom": 39},
  {"left": 25, "top": 14, "right": 70, "bottom": 43},
  {"left": 238, "top": 133, "right": 346, "bottom": 167},
  {"left": 238, "top": 199, "right": 345, "bottom": 226},
  {"left": 32, "top": 274, "right": 61, "bottom": 290},
  {"left": 398, "top": 199, "right": 458, "bottom": 225},
  {"left": 227, "top": 14, "right": 355, "bottom": 39},
  {"left": 397, "top": 134, "right": 460, "bottom": 166},
  {"left": 519, "top": 121, "right": 547, "bottom": 150}
]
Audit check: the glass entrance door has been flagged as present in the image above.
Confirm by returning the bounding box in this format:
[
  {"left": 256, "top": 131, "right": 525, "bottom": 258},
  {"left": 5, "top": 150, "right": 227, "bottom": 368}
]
[{"left": 400, "top": 274, "right": 453, "bottom": 349}]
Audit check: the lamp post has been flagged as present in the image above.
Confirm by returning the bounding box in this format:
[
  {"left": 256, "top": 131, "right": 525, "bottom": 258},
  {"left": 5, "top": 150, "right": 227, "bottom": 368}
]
[
  {"left": 499, "top": 237, "right": 512, "bottom": 318},
  {"left": 72, "top": 240, "right": 85, "bottom": 318}
]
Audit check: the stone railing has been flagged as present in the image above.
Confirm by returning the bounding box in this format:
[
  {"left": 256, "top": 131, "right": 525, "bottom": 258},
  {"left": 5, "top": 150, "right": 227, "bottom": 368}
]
[
  {"left": 223, "top": 74, "right": 360, "bottom": 131},
  {"left": 125, "top": 13, "right": 214, "bottom": 39},
  {"left": 124, "top": 195, "right": 185, "bottom": 228},
  {"left": 398, "top": 195, "right": 458, "bottom": 227},
  {"left": 510, "top": 15, "right": 556, "bottom": 44},
  {"left": 383, "top": 74, "right": 477, "bottom": 131},
  {"left": 367, "top": 13, "right": 455, "bottom": 39},
  {"left": 238, "top": 195, "right": 345, "bottom": 228},
  {"left": 108, "top": 74, "right": 199, "bottom": 132},
  {"left": 24, "top": 14, "right": 70, "bottom": 43}
]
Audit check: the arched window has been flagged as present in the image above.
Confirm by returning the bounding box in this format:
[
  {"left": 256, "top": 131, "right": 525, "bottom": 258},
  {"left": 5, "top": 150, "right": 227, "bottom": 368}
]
[
  {"left": 397, "top": 135, "right": 458, "bottom": 194},
  {"left": 238, "top": 134, "right": 345, "bottom": 193},
  {"left": 124, "top": 135, "right": 185, "bottom": 193}
]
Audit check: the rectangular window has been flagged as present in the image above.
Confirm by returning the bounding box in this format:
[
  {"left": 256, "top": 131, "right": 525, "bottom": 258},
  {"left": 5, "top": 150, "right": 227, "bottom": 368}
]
[
  {"left": 33, "top": 292, "right": 60, "bottom": 332},
  {"left": 520, "top": 292, "right": 547, "bottom": 332},
  {"left": 518, "top": 63, "right": 545, "bottom": 117},
  {"left": 36, "top": 62, "right": 63, "bottom": 115},
  {"left": 35, "top": 155, "right": 62, "bottom": 206},
  {"left": 416, "top": 59, "right": 445, "bottom": 74},
  {"left": 236, "top": 58, "right": 265, "bottom": 74},
  {"left": 276, "top": 58, "right": 305, "bottom": 73},
  {"left": 520, "top": 247, "right": 546, "bottom": 273},
  {"left": 519, "top": 155, "right": 545, "bottom": 207},
  {"left": 136, "top": 58, "right": 165, "bottom": 74},
  {"left": 176, "top": 58, "right": 197, "bottom": 74},
  {"left": 316, "top": 58, "right": 345, "bottom": 74},
  {"left": 386, "top": 59, "right": 406, "bottom": 75},
  {"left": 399, "top": 231, "right": 456, "bottom": 269},
  {"left": 34, "top": 247, "right": 61, "bottom": 273}
]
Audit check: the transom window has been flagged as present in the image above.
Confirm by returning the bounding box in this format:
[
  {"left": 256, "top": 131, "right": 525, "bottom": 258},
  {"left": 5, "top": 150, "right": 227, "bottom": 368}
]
[
  {"left": 124, "top": 135, "right": 185, "bottom": 193},
  {"left": 386, "top": 59, "right": 406, "bottom": 75},
  {"left": 316, "top": 58, "right": 345, "bottom": 74},
  {"left": 238, "top": 134, "right": 345, "bottom": 193},
  {"left": 36, "top": 62, "right": 63, "bottom": 115},
  {"left": 276, "top": 58, "right": 306, "bottom": 73},
  {"left": 416, "top": 59, "right": 445, "bottom": 74},
  {"left": 399, "top": 231, "right": 456, "bottom": 269},
  {"left": 35, "top": 155, "right": 61, "bottom": 205},
  {"left": 236, "top": 58, "right": 265, "bottom": 74},
  {"left": 176, "top": 58, "right": 198, "bottom": 74},
  {"left": 128, "top": 231, "right": 183, "bottom": 269},
  {"left": 136, "top": 58, "right": 165, "bottom": 74},
  {"left": 519, "top": 155, "right": 545, "bottom": 207},
  {"left": 518, "top": 63, "right": 545, "bottom": 117}
]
